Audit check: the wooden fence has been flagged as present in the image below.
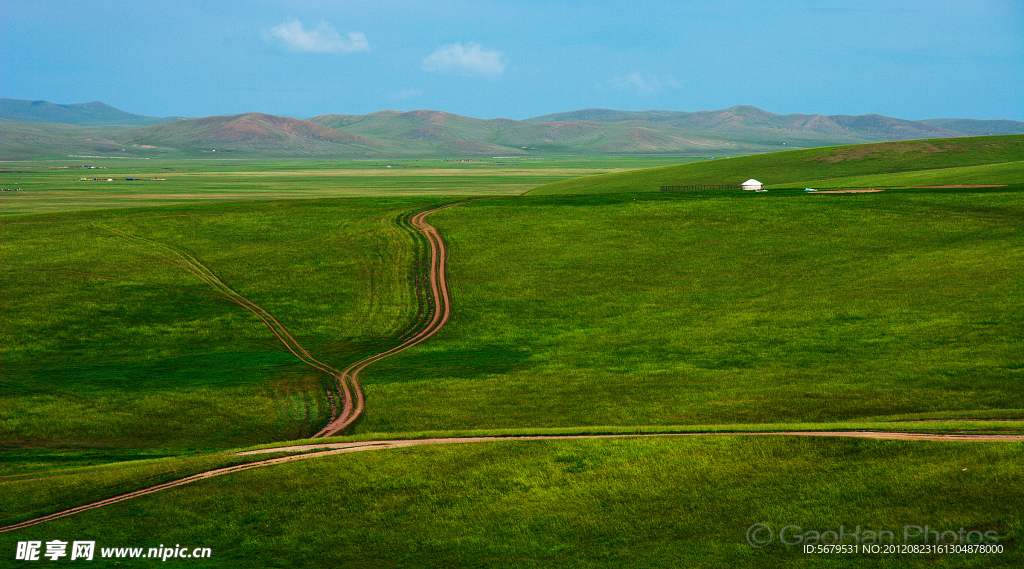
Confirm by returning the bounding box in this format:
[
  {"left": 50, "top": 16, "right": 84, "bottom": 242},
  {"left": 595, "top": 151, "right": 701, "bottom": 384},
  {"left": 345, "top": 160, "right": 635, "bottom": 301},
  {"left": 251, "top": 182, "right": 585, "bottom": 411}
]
[{"left": 660, "top": 184, "right": 736, "bottom": 192}]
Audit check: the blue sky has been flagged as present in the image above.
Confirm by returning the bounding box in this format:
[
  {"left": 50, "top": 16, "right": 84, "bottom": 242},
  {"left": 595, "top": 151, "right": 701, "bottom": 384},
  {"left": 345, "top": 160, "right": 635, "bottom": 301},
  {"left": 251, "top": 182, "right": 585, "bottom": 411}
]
[{"left": 2, "top": 0, "right": 1021, "bottom": 120}]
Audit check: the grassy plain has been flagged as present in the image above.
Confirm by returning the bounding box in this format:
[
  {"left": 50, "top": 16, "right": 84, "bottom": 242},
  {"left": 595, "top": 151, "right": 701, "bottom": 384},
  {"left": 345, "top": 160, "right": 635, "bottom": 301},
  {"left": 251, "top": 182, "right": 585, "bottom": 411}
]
[
  {"left": 3, "top": 436, "right": 1021, "bottom": 568},
  {"left": 0, "top": 156, "right": 692, "bottom": 215}
]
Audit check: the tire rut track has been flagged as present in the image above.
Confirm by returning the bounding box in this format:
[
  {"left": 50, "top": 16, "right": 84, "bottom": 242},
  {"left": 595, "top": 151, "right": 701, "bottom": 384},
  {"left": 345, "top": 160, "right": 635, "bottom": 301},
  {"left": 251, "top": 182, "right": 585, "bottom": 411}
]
[
  {"left": 0, "top": 204, "right": 461, "bottom": 533},
  {"left": 313, "top": 203, "right": 459, "bottom": 437},
  {"left": 94, "top": 223, "right": 343, "bottom": 379}
]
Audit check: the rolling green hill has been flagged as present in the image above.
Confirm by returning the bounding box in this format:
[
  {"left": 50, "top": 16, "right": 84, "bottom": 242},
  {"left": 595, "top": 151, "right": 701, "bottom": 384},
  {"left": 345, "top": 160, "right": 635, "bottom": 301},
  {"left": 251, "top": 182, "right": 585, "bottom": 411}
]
[
  {"left": 310, "top": 109, "right": 745, "bottom": 155},
  {"left": 528, "top": 105, "right": 970, "bottom": 142},
  {"left": 529, "top": 135, "right": 1024, "bottom": 194}
]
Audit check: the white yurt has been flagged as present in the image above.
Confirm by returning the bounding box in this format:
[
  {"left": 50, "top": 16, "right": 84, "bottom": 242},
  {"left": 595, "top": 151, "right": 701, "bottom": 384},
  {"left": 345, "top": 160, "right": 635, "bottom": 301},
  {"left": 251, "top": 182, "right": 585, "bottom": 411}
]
[{"left": 741, "top": 179, "right": 764, "bottom": 191}]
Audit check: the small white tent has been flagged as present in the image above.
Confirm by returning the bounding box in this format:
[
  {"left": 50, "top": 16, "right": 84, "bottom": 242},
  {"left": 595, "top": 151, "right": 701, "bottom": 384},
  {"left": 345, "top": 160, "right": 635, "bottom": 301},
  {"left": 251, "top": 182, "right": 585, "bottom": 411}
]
[{"left": 741, "top": 179, "right": 764, "bottom": 191}]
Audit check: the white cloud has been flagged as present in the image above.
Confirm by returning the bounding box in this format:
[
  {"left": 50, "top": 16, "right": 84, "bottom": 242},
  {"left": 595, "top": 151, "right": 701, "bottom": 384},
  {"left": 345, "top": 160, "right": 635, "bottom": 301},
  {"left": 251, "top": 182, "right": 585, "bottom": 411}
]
[
  {"left": 422, "top": 42, "right": 504, "bottom": 78},
  {"left": 609, "top": 72, "right": 682, "bottom": 95},
  {"left": 267, "top": 19, "right": 370, "bottom": 54},
  {"left": 389, "top": 89, "right": 423, "bottom": 101}
]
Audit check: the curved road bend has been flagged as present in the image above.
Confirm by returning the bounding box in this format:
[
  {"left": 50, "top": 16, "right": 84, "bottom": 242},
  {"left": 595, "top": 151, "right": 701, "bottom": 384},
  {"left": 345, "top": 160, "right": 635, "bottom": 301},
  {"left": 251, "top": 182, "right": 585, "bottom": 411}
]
[{"left": 313, "top": 203, "right": 459, "bottom": 437}]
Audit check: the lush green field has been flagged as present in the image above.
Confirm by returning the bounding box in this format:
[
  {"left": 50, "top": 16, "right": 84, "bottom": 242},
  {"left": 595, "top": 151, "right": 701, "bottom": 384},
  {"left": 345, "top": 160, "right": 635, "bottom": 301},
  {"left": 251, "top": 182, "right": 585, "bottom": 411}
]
[
  {"left": 530, "top": 135, "right": 1024, "bottom": 195},
  {"left": 357, "top": 188, "right": 1024, "bottom": 432},
  {"left": 3, "top": 436, "right": 1021, "bottom": 568}
]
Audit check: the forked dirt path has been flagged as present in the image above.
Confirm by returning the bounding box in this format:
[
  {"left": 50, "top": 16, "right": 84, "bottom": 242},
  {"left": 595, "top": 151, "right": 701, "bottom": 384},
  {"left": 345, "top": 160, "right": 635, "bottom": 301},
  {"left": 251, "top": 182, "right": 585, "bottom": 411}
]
[
  {"left": 95, "top": 204, "right": 457, "bottom": 440},
  {"left": 1, "top": 206, "right": 461, "bottom": 534},
  {"left": 4, "top": 430, "right": 1024, "bottom": 533}
]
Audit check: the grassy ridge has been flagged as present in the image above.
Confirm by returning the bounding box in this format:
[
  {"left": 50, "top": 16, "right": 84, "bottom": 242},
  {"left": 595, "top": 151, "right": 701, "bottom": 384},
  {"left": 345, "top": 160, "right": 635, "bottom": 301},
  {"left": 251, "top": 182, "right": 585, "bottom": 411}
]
[
  {"left": 3, "top": 436, "right": 1021, "bottom": 567},
  {"left": 794, "top": 160, "right": 1024, "bottom": 189},
  {"left": 356, "top": 189, "right": 1024, "bottom": 432},
  {"left": 529, "top": 135, "right": 1024, "bottom": 194}
]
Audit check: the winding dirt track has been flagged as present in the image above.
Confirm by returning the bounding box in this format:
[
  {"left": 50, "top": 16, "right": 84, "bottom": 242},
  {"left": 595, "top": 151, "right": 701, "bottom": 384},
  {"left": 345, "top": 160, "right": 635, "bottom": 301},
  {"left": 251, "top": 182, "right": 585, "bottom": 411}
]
[
  {"left": 0, "top": 206, "right": 459, "bottom": 534},
  {"left": 313, "top": 203, "right": 457, "bottom": 437}
]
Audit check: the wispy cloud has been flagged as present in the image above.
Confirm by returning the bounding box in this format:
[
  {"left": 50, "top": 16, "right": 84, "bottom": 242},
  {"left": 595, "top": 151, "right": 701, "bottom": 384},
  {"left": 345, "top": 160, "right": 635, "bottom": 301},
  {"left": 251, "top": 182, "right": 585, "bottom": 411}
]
[
  {"left": 389, "top": 89, "right": 422, "bottom": 101},
  {"left": 609, "top": 72, "right": 682, "bottom": 95},
  {"left": 267, "top": 19, "right": 370, "bottom": 54},
  {"left": 422, "top": 42, "right": 505, "bottom": 78}
]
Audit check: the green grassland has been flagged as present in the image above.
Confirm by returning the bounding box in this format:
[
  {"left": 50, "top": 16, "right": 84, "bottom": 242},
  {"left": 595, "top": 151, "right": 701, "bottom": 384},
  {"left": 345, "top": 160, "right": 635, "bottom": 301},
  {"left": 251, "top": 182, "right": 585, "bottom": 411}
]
[
  {"left": 3, "top": 138, "right": 1023, "bottom": 567},
  {"left": 530, "top": 135, "right": 1024, "bottom": 195},
  {"left": 3, "top": 436, "right": 1022, "bottom": 568}
]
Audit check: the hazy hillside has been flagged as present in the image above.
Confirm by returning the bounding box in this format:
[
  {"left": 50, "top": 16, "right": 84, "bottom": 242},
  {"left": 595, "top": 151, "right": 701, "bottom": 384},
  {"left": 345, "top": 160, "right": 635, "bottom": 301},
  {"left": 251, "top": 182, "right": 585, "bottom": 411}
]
[
  {"left": 114, "top": 113, "right": 385, "bottom": 156},
  {"left": 528, "top": 106, "right": 975, "bottom": 142},
  {"left": 0, "top": 98, "right": 179, "bottom": 126},
  {"left": 922, "top": 118, "right": 1024, "bottom": 136},
  {"left": 311, "top": 110, "right": 528, "bottom": 156},
  {"left": 309, "top": 106, "right": 957, "bottom": 156},
  {"left": 310, "top": 110, "right": 747, "bottom": 155},
  {"left": 3, "top": 99, "right": 1024, "bottom": 159},
  {"left": 0, "top": 120, "right": 139, "bottom": 159}
]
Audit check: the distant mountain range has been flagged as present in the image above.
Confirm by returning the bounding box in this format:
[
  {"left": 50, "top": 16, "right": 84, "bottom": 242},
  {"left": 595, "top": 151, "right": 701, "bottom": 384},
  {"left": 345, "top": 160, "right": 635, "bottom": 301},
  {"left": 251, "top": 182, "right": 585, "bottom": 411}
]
[
  {"left": 0, "top": 99, "right": 182, "bottom": 126},
  {"left": 2, "top": 98, "right": 1022, "bottom": 159}
]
